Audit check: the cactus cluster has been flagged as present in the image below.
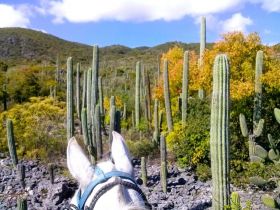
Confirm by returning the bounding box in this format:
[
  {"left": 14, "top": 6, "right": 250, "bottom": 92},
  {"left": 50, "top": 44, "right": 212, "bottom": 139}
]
[
  {"left": 239, "top": 51, "right": 265, "bottom": 163},
  {"left": 66, "top": 45, "right": 104, "bottom": 162}
]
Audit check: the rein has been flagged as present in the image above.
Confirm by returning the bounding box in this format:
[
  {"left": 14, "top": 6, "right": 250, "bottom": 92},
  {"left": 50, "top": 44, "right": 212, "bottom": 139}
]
[{"left": 70, "top": 166, "right": 151, "bottom": 210}]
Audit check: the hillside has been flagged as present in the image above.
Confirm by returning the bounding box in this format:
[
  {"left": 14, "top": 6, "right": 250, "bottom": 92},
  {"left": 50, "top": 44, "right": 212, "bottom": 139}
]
[{"left": 0, "top": 28, "right": 211, "bottom": 71}]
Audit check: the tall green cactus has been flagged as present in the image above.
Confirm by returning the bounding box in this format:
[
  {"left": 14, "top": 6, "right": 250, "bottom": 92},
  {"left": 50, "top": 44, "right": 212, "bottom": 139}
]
[
  {"left": 48, "top": 163, "right": 55, "bottom": 184},
  {"left": 67, "top": 57, "right": 74, "bottom": 140},
  {"left": 98, "top": 76, "right": 104, "bottom": 116},
  {"left": 94, "top": 104, "right": 102, "bottom": 160},
  {"left": 182, "top": 51, "right": 189, "bottom": 125},
  {"left": 153, "top": 99, "right": 159, "bottom": 144},
  {"left": 141, "top": 157, "right": 147, "bottom": 187},
  {"left": 82, "top": 70, "right": 87, "bottom": 109},
  {"left": 160, "top": 135, "right": 167, "bottom": 193},
  {"left": 146, "top": 71, "right": 151, "bottom": 123},
  {"left": 7, "top": 119, "right": 18, "bottom": 167},
  {"left": 115, "top": 110, "right": 121, "bottom": 133},
  {"left": 81, "top": 108, "right": 89, "bottom": 146},
  {"left": 2, "top": 84, "right": 7, "bottom": 111},
  {"left": 17, "top": 163, "right": 25, "bottom": 189},
  {"left": 135, "top": 61, "right": 141, "bottom": 127},
  {"left": 253, "top": 50, "right": 263, "bottom": 127},
  {"left": 123, "top": 103, "right": 127, "bottom": 120},
  {"left": 86, "top": 68, "right": 92, "bottom": 125},
  {"left": 91, "top": 45, "right": 99, "bottom": 111},
  {"left": 76, "top": 63, "right": 81, "bottom": 120},
  {"left": 163, "top": 59, "right": 173, "bottom": 132},
  {"left": 198, "top": 16, "right": 206, "bottom": 99},
  {"left": 109, "top": 96, "right": 116, "bottom": 145},
  {"left": 210, "top": 54, "right": 230, "bottom": 209}
]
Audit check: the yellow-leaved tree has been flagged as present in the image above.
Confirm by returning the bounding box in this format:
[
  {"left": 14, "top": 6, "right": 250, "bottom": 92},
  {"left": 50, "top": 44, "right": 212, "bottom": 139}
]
[{"left": 153, "top": 46, "right": 198, "bottom": 101}]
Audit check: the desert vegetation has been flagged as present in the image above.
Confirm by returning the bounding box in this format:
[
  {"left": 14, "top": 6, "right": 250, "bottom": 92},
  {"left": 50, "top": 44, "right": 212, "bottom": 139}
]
[{"left": 1, "top": 16, "right": 280, "bottom": 209}]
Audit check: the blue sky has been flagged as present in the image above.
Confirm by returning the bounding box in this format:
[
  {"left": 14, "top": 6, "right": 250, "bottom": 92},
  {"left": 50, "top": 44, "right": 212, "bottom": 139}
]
[{"left": 0, "top": 0, "right": 279, "bottom": 47}]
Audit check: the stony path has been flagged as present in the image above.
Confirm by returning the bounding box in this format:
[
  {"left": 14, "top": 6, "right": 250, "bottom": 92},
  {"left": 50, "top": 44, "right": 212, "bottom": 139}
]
[{"left": 0, "top": 157, "right": 274, "bottom": 209}]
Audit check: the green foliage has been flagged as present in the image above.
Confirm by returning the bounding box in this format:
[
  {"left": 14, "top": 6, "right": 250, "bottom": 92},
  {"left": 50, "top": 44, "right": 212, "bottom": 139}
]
[
  {"left": 196, "top": 163, "right": 211, "bottom": 182},
  {"left": 0, "top": 97, "right": 66, "bottom": 160},
  {"left": 166, "top": 99, "right": 210, "bottom": 168},
  {"left": 126, "top": 139, "right": 157, "bottom": 158},
  {"left": 261, "top": 194, "right": 278, "bottom": 209}
]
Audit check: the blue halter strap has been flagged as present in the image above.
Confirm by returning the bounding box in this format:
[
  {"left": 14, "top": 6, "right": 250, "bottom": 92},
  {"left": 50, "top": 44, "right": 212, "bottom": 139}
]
[{"left": 76, "top": 166, "right": 137, "bottom": 210}]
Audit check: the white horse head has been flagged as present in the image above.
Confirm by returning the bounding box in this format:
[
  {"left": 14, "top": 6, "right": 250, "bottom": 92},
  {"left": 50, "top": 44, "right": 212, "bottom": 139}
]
[{"left": 67, "top": 131, "right": 150, "bottom": 210}]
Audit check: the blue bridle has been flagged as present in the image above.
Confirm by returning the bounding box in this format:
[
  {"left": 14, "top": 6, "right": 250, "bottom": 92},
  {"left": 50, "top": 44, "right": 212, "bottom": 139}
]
[{"left": 73, "top": 166, "right": 140, "bottom": 210}]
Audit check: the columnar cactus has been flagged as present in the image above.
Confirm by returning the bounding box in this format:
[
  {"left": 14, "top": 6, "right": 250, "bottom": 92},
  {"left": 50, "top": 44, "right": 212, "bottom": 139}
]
[
  {"left": 94, "top": 104, "right": 102, "bottom": 160},
  {"left": 115, "top": 110, "right": 121, "bottom": 133},
  {"left": 98, "top": 76, "right": 104, "bottom": 117},
  {"left": 3, "top": 84, "right": 7, "bottom": 111},
  {"left": 159, "top": 110, "right": 164, "bottom": 133},
  {"left": 146, "top": 71, "right": 151, "bottom": 123},
  {"left": 253, "top": 50, "right": 263, "bottom": 127},
  {"left": 198, "top": 16, "right": 206, "bottom": 99},
  {"left": 17, "top": 197, "right": 27, "bottom": 210},
  {"left": 86, "top": 68, "right": 92, "bottom": 125},
  {"left": 123, "top": 103, "right": 127, "bottom": 120},
  {"left": 109, "top": 96, "right": 116, "bottom": 145},
  {"left": 82, "top": 70, "right": 87, "bottom": 109},
  {"left": 81, "top": 108, "right": 90, "bottom": 146},
  {"left": 132, "top": 111, "right": 135, "bottom": 128},
  {"left": 76, "top": 63, "right": 81, "bottom": 120},
  {"left": 17, "top": 164, "right": 25, "bottom": 189},
  {"left": 153, "top": 99, "right": 159, "bottom": 144},
  {"left": 160, "top": 135, "right": 167, "bottom": 193},
  {"left": 48, "top": 163, "right": 55, "bottom": 184},
  {"left": 210, "top": 54, "right": 230, "bottom": 209},
  {"left": 7, "top": 119, "right": 18, "bottom": 167},
  {"left": 182, "top": 51, "right": 189, "bottom": 125},
  {"left": 91, "top": 45, "right": 99, "bottom": 111},
  {"left": 67, "top": 57, "right": 74, "bottom": 140},
  {"left": 141, "top": 157, "right": 147, "bottom": 187},
  {"left": 135, "top": 61, "right": 141, "bottom": 127},
  {"left": 163, "top": 59, "right": 173, "bottom": 132}
]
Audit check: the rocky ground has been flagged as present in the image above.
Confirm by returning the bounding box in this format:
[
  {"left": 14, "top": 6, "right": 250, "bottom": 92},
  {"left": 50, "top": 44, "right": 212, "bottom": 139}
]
[{"left": 0, "top": 157, "right": 276, "bottom": 210}]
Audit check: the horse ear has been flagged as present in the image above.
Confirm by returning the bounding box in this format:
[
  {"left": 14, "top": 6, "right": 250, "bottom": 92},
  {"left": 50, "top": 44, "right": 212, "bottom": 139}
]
[
  {"left": 67, "top": 137, "right": 94, "bottom": 188},
  {"left": 111, "top": 131, "right": 133, "bottom": 175}
]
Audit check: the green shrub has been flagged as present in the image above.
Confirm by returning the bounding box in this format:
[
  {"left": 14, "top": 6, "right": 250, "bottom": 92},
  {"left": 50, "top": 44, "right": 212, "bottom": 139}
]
[
  {"left": 126, "top": 138, "right": 157, "bottom": 158},
  {"left": 166, "top": 98, "right": 211, "bottom": 168},
  {"left": 196, "top": 163, "right": 212, "bottom": 181}
]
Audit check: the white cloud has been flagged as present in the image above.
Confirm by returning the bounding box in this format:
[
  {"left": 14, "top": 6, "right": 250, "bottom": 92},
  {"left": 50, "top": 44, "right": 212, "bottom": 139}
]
[
  {"left": 250, "top": 0, "right": 280, "bottom": 12},
  {"left": 0, "top": 4, "right": 30, "bottom": 27},
  {"left": 221, "top": 13, "right": 253, "bottom": 33},
  {"left": 44, "top": 0, "right": 244, "bottom": 23}
]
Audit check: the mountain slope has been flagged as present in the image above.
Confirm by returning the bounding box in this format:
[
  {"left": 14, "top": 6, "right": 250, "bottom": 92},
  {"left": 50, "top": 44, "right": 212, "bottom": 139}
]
[{"left": 0, "top": 27, "right": 212, "bottom": 70}]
